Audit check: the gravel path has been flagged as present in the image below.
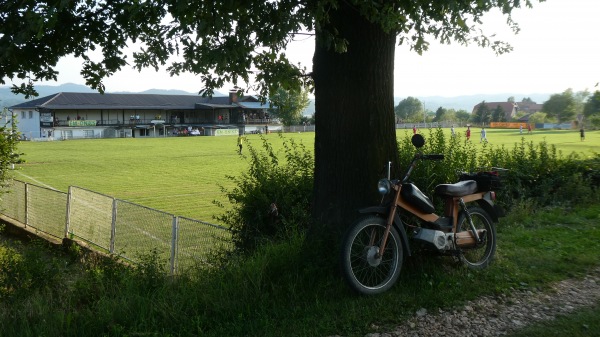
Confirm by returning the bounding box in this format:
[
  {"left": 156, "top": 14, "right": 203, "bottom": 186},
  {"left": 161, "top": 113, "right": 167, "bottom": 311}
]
[{"left": 336, "top": 267, "right": 600, "bottom": 337}]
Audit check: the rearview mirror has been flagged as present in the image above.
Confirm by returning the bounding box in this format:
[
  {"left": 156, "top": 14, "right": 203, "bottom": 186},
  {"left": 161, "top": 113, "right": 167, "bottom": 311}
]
[{"left": 411, "top": 134, "right": 425, "bottom": 148}]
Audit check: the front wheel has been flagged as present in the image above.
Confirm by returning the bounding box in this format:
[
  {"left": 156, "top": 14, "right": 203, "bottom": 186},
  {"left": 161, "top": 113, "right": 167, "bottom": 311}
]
[
  {"left": 456, "top": 206, "right": 497, "bottom": 269},
  {"left": 340, "top": 215, "right": 403, "bottom": 295}
]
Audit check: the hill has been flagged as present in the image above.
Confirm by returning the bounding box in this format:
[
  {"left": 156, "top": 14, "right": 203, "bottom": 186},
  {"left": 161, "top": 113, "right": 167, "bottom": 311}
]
[
  {"left": 407, "top": 93, "right": 551, "bottom": 112},
  {"left": 0, "top": 83, "right": 224, "bottom": 108}
]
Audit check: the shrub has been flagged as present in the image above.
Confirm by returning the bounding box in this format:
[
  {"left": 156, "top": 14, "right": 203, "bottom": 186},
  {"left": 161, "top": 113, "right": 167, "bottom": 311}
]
[
  {"left": 214, "top": 134, "right": 314, "bottom": 254},
  {"left": 216, "top": 128, "right": 597, "bottom": 255},
  {"left": 397, "top": 128, "right": 600, "bottom": 210},
  {"left": 0, "top": 239, "right": 65, "bottom": 300}
]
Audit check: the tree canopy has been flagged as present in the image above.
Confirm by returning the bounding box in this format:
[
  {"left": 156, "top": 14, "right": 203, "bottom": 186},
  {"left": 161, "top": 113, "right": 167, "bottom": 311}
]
[
  {"left": 542, "top": 89, "right": 577, "bottom": 124},
  {"left": 394, "top": 97, "right": 423, "bottom": 122},
  {"left": 583, "top": 90, "right": 600, "bottom": 117},
  {"left": 2, "top": 0, "right": 532, "bottom": 98},
  {"left": 268, "top": 87, "right": 310, "bottom": 126},
  {"left": 491, "top": 105, "right": 506, "bottom": 122},
  {"left": 0, "top": 0, "right": 540, "bottom": 237},
  {"left": 472, "top": 101, "right": 491, "bottom": 125},
  {"left": 0, "top": 109, "right": 22, "bottom": 189}
]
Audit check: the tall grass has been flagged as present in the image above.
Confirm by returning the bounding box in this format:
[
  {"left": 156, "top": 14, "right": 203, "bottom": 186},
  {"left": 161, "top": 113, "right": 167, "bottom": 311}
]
[{"left": 2, "top": 202, "right": 600, "bottom": 336}]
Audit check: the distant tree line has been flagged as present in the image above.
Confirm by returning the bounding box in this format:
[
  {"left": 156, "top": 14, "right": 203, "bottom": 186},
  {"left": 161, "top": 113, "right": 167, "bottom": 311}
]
[{"left": 395, "top": 87, "right": 600, "bottom": 129}]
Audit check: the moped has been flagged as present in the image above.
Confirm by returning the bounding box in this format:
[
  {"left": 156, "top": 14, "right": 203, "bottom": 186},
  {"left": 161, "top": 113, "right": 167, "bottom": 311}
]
[{"left": 340, "top": 134, "right": 505, "bottom": 295}]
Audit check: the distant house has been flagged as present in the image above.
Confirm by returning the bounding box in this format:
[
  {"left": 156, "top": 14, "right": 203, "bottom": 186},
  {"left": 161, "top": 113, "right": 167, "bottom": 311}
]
[
  {"left": 516, "top": 102, "right": 543, "bottom": 114},
  {"left": 8, "top": 91, "right": 275, "bottom": 140},
  {"left": 472, "top": 102, "right": 518, "bottom": 120},
  {"left": 471, "top": 101, "right": 543, "bottom": 121}
]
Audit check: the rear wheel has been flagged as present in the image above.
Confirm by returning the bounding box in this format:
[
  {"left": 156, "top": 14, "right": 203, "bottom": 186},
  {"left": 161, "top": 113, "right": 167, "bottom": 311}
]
[
  {"left": 340, "top": 215, "right": 403, "bottom": 295},
  {"left": 456, "top": 206, "right": 496, "bottom": 269}
]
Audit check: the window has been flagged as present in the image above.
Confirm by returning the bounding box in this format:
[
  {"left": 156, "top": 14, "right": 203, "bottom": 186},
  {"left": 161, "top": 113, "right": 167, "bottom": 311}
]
[
  {"left": 21, "top": 111, "right": 26, "bottom": 119},
  {"left": 29, "top": 111, "right": 33, "bottom": 119},
  {"left": 140, "top": 129, "right": 149, "bottom": 136}
]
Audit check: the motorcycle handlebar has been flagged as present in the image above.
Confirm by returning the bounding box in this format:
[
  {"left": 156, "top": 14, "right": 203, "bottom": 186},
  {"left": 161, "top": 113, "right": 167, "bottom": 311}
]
[{"left": 422, "top": 154, "right": 445, "bottom": 160}]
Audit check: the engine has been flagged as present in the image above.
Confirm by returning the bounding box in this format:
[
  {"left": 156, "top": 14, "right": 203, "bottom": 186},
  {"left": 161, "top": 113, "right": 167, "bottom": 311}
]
[{"left": 412, "top": 228, "right": 455, "bottom": 251}]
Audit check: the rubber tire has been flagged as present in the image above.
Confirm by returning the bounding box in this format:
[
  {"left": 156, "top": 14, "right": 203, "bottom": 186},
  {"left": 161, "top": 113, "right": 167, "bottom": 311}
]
[
  {"left": 340, "top": 215, "right": 403, "bottom": 295},
  {"left": 456, "top": 206, "right": 497, "bottom": 269}
]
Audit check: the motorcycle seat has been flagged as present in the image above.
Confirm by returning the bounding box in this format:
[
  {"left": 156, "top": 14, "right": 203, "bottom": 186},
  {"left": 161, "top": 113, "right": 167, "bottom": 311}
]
[{"left": 434, "top": 180, "right": 478, "bottom": 197}]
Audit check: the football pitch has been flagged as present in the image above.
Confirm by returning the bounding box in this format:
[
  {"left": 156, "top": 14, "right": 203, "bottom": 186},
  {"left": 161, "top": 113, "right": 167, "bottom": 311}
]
[{"left": 12, "top": 128, "right": 598, "bottom": 223}]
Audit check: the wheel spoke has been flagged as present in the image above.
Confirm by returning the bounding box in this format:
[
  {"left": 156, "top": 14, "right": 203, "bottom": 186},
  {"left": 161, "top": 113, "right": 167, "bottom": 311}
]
[
  {"left": 341, "top": 216, "right": 404, "bottom": 294},
  {"left": 458, "top": 208, "right": 496, "bottom": 269}
]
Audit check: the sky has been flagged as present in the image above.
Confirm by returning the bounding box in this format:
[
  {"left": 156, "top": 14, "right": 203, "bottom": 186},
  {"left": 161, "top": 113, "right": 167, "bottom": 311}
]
[{"left": 26, "top": 0, "right": 600, "bottom": 98}]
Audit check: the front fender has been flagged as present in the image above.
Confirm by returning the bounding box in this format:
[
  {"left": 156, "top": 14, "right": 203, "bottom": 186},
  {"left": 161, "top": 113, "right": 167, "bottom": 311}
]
[
  {"left": 358, "top": 206, "right": 411, "bottom": 257},
  {"left": 359, "top": 206, "right": 389, "bottom": 215}
]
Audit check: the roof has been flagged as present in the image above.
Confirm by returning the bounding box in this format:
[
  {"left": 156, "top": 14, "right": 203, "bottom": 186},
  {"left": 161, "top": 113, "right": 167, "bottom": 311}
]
[
  {"left": 9, "top": 92, "right": 235, "bottom": 110},
  {"left": 237, "top": 101, "right": 270, "bottom": 110},
  {"left": 517, "top": 103, "right": 543, "bottom": 112},
  {"left": 195, "top": 103, "right": 236, "bottom": 109}
]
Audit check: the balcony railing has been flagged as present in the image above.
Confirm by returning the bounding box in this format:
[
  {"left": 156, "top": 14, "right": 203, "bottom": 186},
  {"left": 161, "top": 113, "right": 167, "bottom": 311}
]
[{"left": 52, "top": 117, "right": 279, "bottom": 127}]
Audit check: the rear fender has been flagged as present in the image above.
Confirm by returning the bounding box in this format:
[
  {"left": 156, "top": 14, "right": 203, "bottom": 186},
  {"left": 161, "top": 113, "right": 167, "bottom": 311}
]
[
  {"left": 358, "top": 206, "right": 411, "bottom": 257},
  {"left": 475, "top": 192, "right": 505, "bottom": 222}
]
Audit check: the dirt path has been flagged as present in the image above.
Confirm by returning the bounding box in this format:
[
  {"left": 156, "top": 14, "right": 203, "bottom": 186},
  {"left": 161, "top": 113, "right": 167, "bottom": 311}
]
[{"left": 362, "top": 267, "right": 600, "bottom": 337}]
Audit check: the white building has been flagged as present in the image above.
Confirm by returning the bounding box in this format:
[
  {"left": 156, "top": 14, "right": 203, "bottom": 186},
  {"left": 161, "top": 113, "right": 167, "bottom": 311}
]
[{"left": 9, "top": 91, "right": 277, "bottom": 140}]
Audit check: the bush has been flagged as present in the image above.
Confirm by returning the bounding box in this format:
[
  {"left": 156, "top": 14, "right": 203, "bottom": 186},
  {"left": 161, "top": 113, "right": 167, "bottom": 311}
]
[
  {"left": 216, "top": 128, "right": 597, "bottom": 255},
  {"left": 0, "top": 239, "right": 66, "bottom": 300},
  {"left": 397, "top": 128, "right": 600, "bottom": 210},
  {"left": 214, "top": 134, "right": 314, "bottom": 254}
]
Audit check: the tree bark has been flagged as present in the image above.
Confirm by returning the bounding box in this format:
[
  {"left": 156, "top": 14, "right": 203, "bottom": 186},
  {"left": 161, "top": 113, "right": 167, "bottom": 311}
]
[{"left": 312, "top": 3, "right": 399, "bottom": 237}]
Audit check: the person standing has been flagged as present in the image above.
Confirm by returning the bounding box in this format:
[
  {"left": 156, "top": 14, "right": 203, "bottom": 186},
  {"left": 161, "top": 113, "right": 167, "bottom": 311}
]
[
  {"left": 237, "top": 135, "right": 244, "bottom": 153},
  {"left": 580, "top": 127, "right": 585, "bottom": 141},
  {"left": 412, "top": 125, "right": 417, "bottom": 134},
  {"left": 527, "top": 123, "right": 532, "bottom": 134},
  {"left": 520, "top": 125, "right": 523, "bottom": 134},
  {"left": 480, "top": 127, "right": 487, "bottom": 143},
  {"left": 450, "top": 125, "right": 455, "bottom": 137},
  {"left": 466, "top": 126, "right": 471, "bottom": 141}
]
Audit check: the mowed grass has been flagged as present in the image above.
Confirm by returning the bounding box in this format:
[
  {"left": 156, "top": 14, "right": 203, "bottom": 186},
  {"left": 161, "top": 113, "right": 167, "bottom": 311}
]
[
  {"left": 13, "top": 133, "right": 315, "bottom": 223},
  {"left": 12, "top": 128, "right": 599, "bottom": 224}
]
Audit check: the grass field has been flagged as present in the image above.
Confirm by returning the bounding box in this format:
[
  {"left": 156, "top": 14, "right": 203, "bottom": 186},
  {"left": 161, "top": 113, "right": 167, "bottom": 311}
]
[{"left": 11, "top": 128, "right": 599, "bottom": 223}]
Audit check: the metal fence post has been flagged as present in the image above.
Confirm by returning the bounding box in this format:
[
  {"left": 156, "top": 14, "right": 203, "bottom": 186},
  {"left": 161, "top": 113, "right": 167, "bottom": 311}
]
[
  {"left": 64, "top": 186, "right": 72, "bottom": 238},
  {"left": 24, "top": 182, "right": 29, "bottom": 228},
  {"left": 110, "top": 198, "right": 117, "bottom": 254},
  {"left": 170, "top": 216, "right": 179, "bottom": 276}
]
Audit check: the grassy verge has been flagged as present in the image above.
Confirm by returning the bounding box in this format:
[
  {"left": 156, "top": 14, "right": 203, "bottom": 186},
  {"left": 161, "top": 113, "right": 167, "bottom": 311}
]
[
  {"left": 506, "top": 305, "right": 600, "bottom": 337},
  {"left": 1, "top": 202, "right": 599, "bottom": 337}
]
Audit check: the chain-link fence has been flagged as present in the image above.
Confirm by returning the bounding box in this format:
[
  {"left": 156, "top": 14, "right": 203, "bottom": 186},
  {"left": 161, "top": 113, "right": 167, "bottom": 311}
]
[{"left": 0, "top": 180, "right": 232, "bottom": 275}]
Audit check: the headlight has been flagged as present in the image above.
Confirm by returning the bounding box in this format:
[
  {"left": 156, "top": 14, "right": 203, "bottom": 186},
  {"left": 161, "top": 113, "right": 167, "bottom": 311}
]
[{"left": 377, "top": 179, "right": 391, "bottom": 195}]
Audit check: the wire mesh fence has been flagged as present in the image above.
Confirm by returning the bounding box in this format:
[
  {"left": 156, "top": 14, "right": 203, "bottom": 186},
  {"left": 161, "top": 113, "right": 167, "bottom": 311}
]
[
  {"left": 0, "top": 180, "right": 26, "bottom": 223},
  {"left": 27, "top": 184, "right": 68, "bottom": 238},
  {"left": 113, "top": 199, "right": 175, "bottom": 272},
  {"left": 0, "top": 180, "right": 232, "bottom": 275},
  {"left": 176, "top": 216, "right": 233, "bottom": 273},
  {"left": 68, "top": 186, "right": 115, "bottom": 251}
]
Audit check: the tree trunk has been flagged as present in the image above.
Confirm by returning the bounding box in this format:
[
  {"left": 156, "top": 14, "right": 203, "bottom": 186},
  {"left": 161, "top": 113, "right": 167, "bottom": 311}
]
[{"left": 311, "top": 3, "right": 399, "bottom": 237}]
